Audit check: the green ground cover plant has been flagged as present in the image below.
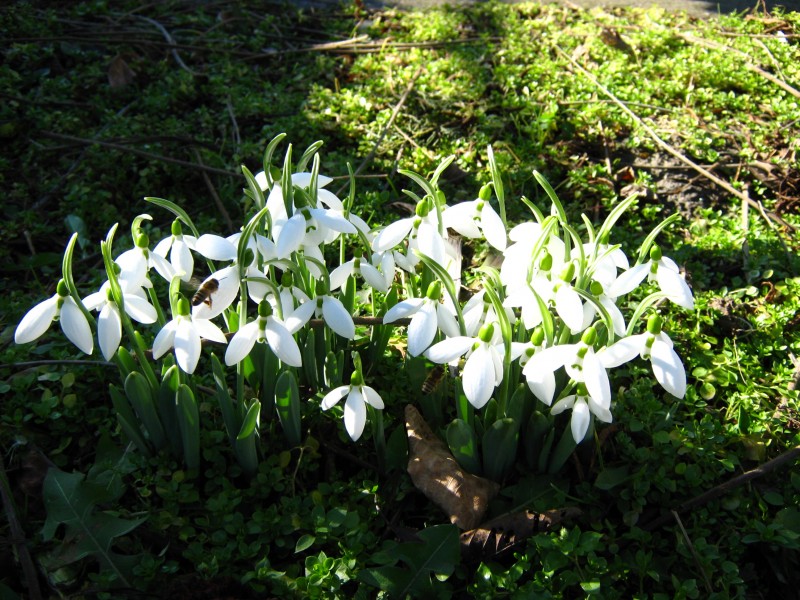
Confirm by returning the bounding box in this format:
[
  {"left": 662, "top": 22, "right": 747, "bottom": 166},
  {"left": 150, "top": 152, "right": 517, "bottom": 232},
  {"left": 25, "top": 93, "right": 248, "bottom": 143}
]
[{"left": 1, "top": 1, "right": 799, "bottom": 598}]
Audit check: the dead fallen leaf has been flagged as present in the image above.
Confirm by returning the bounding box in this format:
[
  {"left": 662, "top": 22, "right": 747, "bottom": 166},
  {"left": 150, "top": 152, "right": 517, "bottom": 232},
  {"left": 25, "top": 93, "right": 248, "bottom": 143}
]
[{"left": 108, "top": 54, "right": 135, "bottom": 88}]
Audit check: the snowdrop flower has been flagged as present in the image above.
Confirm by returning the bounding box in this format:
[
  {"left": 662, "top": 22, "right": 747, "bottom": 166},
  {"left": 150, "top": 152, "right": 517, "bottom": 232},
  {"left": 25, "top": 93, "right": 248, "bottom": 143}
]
[
  {"left": 153, "top": 297, "right": 227, "bottom": 374},
  {"left": 579, "top": 239, "right": 629, "bottom": 289},
  {"left": 443, "top": 196, "right": 507, "bottom": 251},
  {"left": 116, "top": 229, "right": 176, "bottom": 285},
  {"left": 15, "top": 280, "right": 93, "bottom": 355},
  {"left": 83, "top": 280, "right": 158, "bottom": 360},
  {"left": 383, "top": 281, "right": 460, "bottom": 357},
  {"left": 552, "top": 262, "right": 587, "bottom": 334},
  {"left": 551, "top": 382, "right": 613, "bottom": 443},
  {"left": 154, "top": 220, "right": 197, "bottom": 282},
  {"left": 321, "top": 371, "right": 384, "bottom": 441},
  {"left": 225, "top": 302, "right": 301, "bottom": 367},
  {"left": 522, "top": 326, "right": 610, "bottom": 408},
  {"left": 284, "top": 288, "right": 355, "bottom": 339},
  {"left": 607, "top": 245, "right": 694, "bottom": 309},
  {"left": 190, "top": 266, "right": 240, "bottom": 320},
  {"left": 598, "top": 314, "right": 687, "bottom": 398},
  {"left": 266, "top": 272, "right": 311, "bottom": 320},
  {"left": 329, "top": 253, "right": 389, "bottom": 293},
  {"left": 424, "top": 322, "right": 504, "bottom": 409}
]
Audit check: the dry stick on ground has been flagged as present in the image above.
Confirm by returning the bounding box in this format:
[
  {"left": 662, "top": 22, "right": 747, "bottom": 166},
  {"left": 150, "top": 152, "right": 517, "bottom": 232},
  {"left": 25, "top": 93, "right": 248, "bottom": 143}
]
[
  {"left": 677, "top": 33, "right": 800, "bottom": 101},
  {"left": 137, "top": 15, "right": 200, "bottom": 77},
  {"left": 38, "top": 131, "right": 240, "bottom": 179},
  {"left": 554, "top": 45, "right": 797, "bottom": 233},
  {"left": 335, "top": 65, "right": 424, "bottom": 198},
  {"left": 642, "top": 444, "right": 800, "bottom": 531},
  {"left": 192, "top": 148, "right": 235, "bottom": 234}
]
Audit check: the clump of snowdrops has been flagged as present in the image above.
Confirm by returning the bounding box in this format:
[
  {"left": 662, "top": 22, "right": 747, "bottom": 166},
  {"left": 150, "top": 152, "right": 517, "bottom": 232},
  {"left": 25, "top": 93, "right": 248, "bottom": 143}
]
[{"left": 15, "top": 136, "right": 693, "bottom": 477}]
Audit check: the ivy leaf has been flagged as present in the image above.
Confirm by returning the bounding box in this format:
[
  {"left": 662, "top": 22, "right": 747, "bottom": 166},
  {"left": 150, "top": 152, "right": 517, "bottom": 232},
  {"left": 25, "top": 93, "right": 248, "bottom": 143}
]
[{"left": 41, "top": 467, "right": 146, "bottom": 587}]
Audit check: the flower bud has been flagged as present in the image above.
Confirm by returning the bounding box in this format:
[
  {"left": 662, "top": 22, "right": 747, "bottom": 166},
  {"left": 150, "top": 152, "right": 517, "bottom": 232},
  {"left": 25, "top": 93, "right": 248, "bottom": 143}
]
[
  {"left": 258, "top": 301, "right": 272, "bottom": 318},
  {"left": 281, "top": 271, "right": 293, "bottom": 287},
  {"left": 415, "top": 198, "right": 431, "bottom": 217},
  {"left": 559, "top": 262, "right": 575, "bottom": 283},
  {"left": 56, "top": 279, "right": 70, "bottom": 297},
  {"left": 349, "top": 370, "right": 364, "bottom": 387},
  {"left": 171, "top": 220, "right": 183, "bottom": 236},
  {"left": 177, "top": 297, "right": 190, "bottom": 316},
  {"left": 581, "top": 325, "right": 597, "bottom": 346},
  {"left": 531, "top": 326, "right": 545, "bottom": 347},
  {"left": 539, "top": 251, "right": 553, "bottom": 271},
  {"left": 478, "top": 184, "right": 492, "bottom": 201},
  {"left": 590, "top": 281, "right": 604, "bottom": 296},
  {"left": 135, "top": 232, "right": 149, "bottom": 248}
]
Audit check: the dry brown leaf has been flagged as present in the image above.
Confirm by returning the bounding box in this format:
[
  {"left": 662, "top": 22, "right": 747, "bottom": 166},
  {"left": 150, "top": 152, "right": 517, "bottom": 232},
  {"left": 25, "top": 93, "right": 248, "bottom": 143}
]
[
  {"left": 405, "top": 405, "right": 499, "bottom": 530},
  {"left": 108, "top": 54, "right": 135, "bottom": 88}
]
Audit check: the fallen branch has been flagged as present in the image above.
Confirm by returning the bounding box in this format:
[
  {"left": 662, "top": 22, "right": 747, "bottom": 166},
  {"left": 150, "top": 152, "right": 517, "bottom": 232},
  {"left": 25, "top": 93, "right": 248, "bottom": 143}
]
[
  {"left": 137, "top": 16, "right": 200, "bottom": 76},
  {"left": 555, "top": 45, "right": 796, "bottom": 232},
  {"left": 192, "top": 148, "right": 235, "bottom": 233},
  {"left": 642, "top": 443, "right": 800, "bottom": 531}
]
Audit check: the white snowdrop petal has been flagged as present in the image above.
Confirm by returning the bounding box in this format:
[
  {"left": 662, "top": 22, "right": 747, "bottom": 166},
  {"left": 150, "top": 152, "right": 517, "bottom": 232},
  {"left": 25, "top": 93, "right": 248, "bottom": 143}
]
[
  {"left": 192, "top": 318, "right": 228, "bottom": 344},
  {"left": 312, "top": 208, "right": 357, "bottom": 234},
  {"left": 321, "top": 386, "right": 349, "bottom": 410},
  {"left": 555, "top": 286, "right": 584, "bottom": 333},
  {"left": 373, "top": 218, "right": 413, "bottom": 252},
  {"left": 424, "top": 336, "right": 474, "bottom": 363},
  {"left": 416, "top": 223, "right": 445, "bottom": 265},
  {"left": 255, "top": 170, "right": 269, "bottom": 191},
  {"left": 149, "top": 251, "right": 178, "bottom": 283},
  {"left": 191, "top": 267, "right": 240, "bottom": 320},
  {"left": 322, "top": 297, "right": 355, "bottom": 339},
  {"left": 317, "top": 188, "right": 343, "bottom": 210},
  {"left": 479, "top": 203, "right": 507, "bottom": 251},
  {"left": 123, "top": 293, "right": 158, "bottom": 324},
  {"left": 285, "top": 301, "right": 316, "bottom": 334},
  {"left": 362, "top": 386, "right": 384, "bottom": 410},
  {"left": 656, "top": 268, "right": 694, "bottom": 310},
  {"left": 175, "top": 319, "right": 201, "bottom": 374},
  {"left": 172, "top": 238, "right": 194, "bottom": 282},
  {"left": 522, "top": 344, "right": 574, "bottom": 379},
  {"left": 152, "top": 320, "right": 177, "bottom": 359},
  {"left": 360, "top": 263, "right": 388, "bottom": 293},
  {"left": 462, "top": 345, "right": 496, "bottom": 409},
  {"left": 344, "top": 389, "right": 367, "bottom": 441},
  {"left": 442, "top": 202, "right": 481, "bottom": 238},
  {"left": 195, "top": 234, "right": 237, "bottom": 261},
  {"left": 407, "top": 301, "right": 437, "bottom": 357},
  {"left": 598, "top": 335, "right": 644, "bottom": 368},
  {"left": 526, "top": 369, "right": 556, "bottom": 406},
  {"left": 383, "top": 298, "right": 423, "bottom": 322},
  {"left": 265, "top": 318, "right": 302, "bottom": 367},
  {"left": 277, "top": 214, "right": 306, "bottom": 259},
  {"left": 435, "top": 304, "right": 461, "bottom": 339},
  {"left": 607, "top": 263, "right": 649, "bottom": 298},
  {"left": 583, "top": 353, "right": 610, "bottom": 409},
  {"left": 329, "top": 261, "right": 354, "bottom": 291},
  {"left": 225, "top": 322, "right": 259, "bottom": 366},
  {"left": 659, "top": 256, "right": 680, "bottom": 272},
  {"left": 587, "top": 396, "right": 613, "bottom": 423},
  {"left": 550, "top": 395, "right": 576, "bottom": 416},
  {"left": 60, "top": 297, "right": 93, "bottom": 355},
  {"left": 650, "top": 339, "right": 687, "bottom": 398},
  {"left": 15, "top": 296, "right": 59, "bottom": 344},
  {"left": 98, "top": 302, "right": 122, "bottom": 361},
  {"left": 569, "top": 399, "right": 591, "bottom": 443}
]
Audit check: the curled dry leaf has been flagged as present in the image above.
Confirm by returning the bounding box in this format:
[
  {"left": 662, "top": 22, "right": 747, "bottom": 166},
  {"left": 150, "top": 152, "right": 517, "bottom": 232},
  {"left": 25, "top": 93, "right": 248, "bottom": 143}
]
[
  {"left": 108, "top": 54, "right": 135, "bottom": 88},
  {"left": 460, "top": 507, "right": 582, "bottom": 563},
  {"left": 405, "top": 404, "right": 499, "bottom": 530}
]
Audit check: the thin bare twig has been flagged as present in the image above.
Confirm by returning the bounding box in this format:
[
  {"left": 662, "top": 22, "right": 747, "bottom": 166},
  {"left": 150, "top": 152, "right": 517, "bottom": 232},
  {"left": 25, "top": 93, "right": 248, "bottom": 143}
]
[
  {"left": 642, "top": 444, "right": 800, "bottom": 531},
  {"left": 192, "top": 148, "right": 235, "bottom": 233},
  {"left": 672, "top": 511, "right": 714, "bottom": 594},
  {"left": 37, "top": 131, "right": 240, "bottom": 178},
  {"left": 137, "top": 16, "right": 200, "bottom": 76},
  {"left": 336, "top": 65, "right": 424, "bottom": 197},
  {"left": 555, "top": 45, "right": 796, "bottom": 232}
]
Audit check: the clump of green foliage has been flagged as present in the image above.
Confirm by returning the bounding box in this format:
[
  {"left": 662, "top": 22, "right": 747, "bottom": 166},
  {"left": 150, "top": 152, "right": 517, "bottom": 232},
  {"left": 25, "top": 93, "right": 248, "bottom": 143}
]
[{"left": 1, "top": 1, "right": 799, "bottom": 598}]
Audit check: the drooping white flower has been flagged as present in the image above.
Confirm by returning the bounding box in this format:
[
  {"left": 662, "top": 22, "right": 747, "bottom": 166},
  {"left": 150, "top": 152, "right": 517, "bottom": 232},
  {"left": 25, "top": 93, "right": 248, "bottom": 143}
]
[
  {"left": 15, "top": 280, "right": 93, "bottom": 355},
  {"left": 522, "top": 325, "right": 609, "bottom": 408},
  {"left": 424, "top": 322, "right": 504, "bottom": 409},
  {"left": 330, "top": 254, "right": 389, "bottom": 293},
  {"left": 153, "top": 298, "right": 227, "bottom": 374},
  {"left": 225, "top": 302, "right": 301, "bottom": 367},
  {"left": 383, "top": 281, "right": 459, "bottom": 357},
  {"left": 190, "top": 266, "right": 240, "bottom": 320},
  {"left": 116, "top": 236, "right": 176, "bottom": 285},
  {"left": 285, "top": 293, "right": 355, "bottom": 339},
  {"left": 607, "top": 245, "right": 693, "bottom": 309},
  {"left": 598, "top": 314, "right": 687, "bottom": 398},
  {"left": 321, "top": 373, "right": 384, "bottom": 441},
  {"left": 83, "top": 280, "right": 157, "bottom": 360},
  {"left": 154, "top": 220, "right": 197, "bottom": 282},
  {"left": 551, "top": 382, "right": 613, "bottom": 443},
  {"left": 443, "top": 198, "right": 507, "bottom": 251}
]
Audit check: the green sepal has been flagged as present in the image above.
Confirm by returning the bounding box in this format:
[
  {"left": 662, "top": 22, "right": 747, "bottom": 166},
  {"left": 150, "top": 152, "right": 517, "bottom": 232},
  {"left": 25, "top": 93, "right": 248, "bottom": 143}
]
[
  {"left": 109, "top": 384, "right": 151, "bottom": 456},
  {"left": 275, "top": 370, "right": 302, "bottom": 447},
  {"left": 124, "top": 371, "right": 166, "bottom": 450},
  {"left": 482, "top": 418, "right": 518, "bottom": 482},
  {"left": 176, "top": 384, "right": 200, "bottom": 471},
  {"left": 446, "top": 419, "right": 482, "bottom": 475}
]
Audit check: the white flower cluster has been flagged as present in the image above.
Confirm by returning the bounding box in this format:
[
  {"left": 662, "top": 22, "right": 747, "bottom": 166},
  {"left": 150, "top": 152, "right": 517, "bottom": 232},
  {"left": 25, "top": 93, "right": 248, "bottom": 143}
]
[{"left": 15, "top": 147, "right": 694, "bottom": 446}]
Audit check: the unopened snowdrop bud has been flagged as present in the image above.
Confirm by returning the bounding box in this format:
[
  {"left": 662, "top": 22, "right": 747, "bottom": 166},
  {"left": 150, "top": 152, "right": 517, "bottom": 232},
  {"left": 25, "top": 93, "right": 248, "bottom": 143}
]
[
  {"left": 649, "top": 245, "right": 662, "bottom": 261},
  {"left": 478, "top": 183, "right": 492, "bottom": 201},
  {"left": 531, "top": 326, "right": 545, "bottom": 347}
]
